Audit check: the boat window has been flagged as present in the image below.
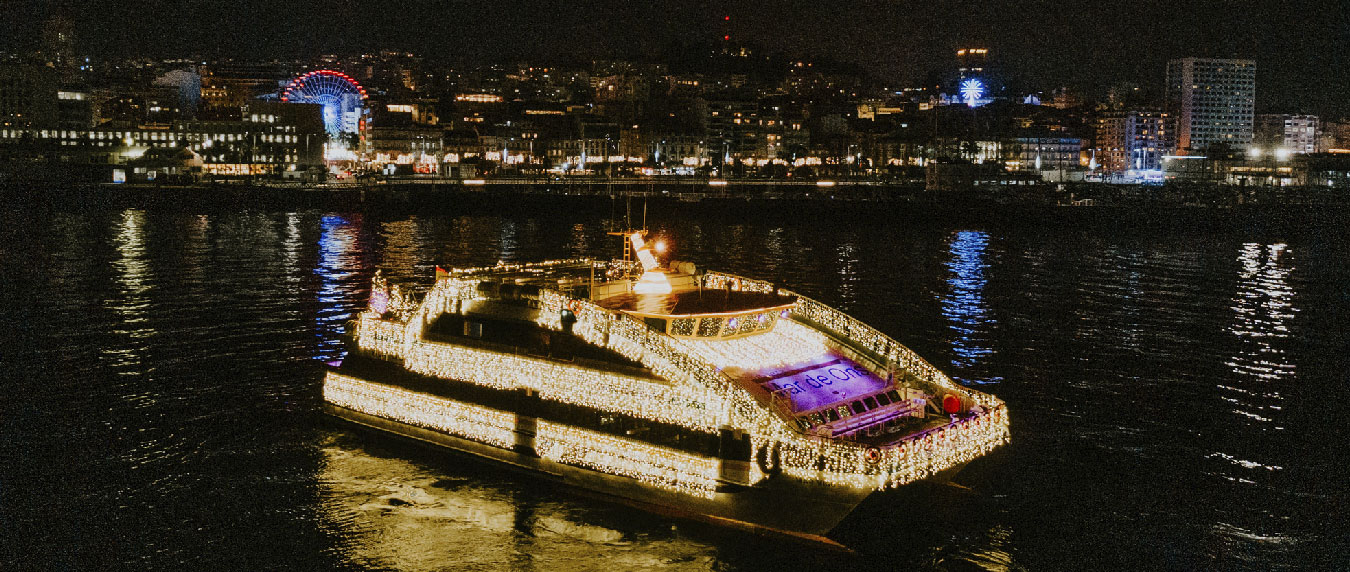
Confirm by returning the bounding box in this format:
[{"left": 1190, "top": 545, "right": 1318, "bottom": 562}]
[
  {"left": 697, "top": 317, "right": 724, "bottom": 337},
  {"left": 809, "top": 412, "right": 825, "bottom": 426},
  {"left": 851, "top": 401, "right": 866, "bottom": 415},
  {"left": 875, "top": 392, "right": 892, "bottom": 406},
  {"left": 885, "top": 389, "right": 902, "bottom": 402},
  {"left": 670, "top": 319, "right": 696, "bottom": 336},
  {"left": 864, "top": 396, "right": 878, "bottom": 410},
  {"left": 837, "top": 405, "right": 852, "bottom": 418},
  {"left": 798, "top": 418, "right": 813, "bottom": 430},
  {"left": 464, "top": 321, "right": 483, "bottom": 338},
  {"left": 825, "top": 409, "right": 840, "bottom": 422}
]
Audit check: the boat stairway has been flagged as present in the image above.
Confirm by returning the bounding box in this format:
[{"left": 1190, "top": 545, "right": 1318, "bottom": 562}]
[{"left": 816, "top": 399, "right": 926, "bottom": 439}]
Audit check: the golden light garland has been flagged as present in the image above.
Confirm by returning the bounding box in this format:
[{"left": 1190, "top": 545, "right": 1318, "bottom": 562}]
[
  {"left": 402, "top": 341, "right": 727, "bottom": 432},
  {"left": 343, "top": 260, "right": 1011, "bottom": 493},
  {"left": 672, "top": 319, "right": 830, "bottom": 371},
  {"left": 536, "top": 420, "right": 720, "bottom": 498},
  {"left": 325, "top": 372, "right": 517, "bottom": 449},
  {"left": 324, "top": 372, "right": 718, "bottom": 497}
]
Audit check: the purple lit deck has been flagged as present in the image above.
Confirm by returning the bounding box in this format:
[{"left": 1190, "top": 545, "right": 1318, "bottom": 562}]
[{"left": 732, "top": 354, "right": 890, "bottom": 414}]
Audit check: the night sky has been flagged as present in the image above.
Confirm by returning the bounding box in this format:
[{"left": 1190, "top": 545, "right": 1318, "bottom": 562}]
[{"left": 5, "top": 0, "right": 1348, "bottom": 117}]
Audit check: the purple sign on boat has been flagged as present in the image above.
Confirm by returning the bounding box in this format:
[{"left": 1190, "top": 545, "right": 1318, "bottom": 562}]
[{"left": 762, "top": 356, "right": 888, "bottom": 413}]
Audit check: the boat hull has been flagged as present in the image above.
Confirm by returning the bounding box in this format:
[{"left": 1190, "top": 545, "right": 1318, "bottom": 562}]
[{"left": 322, "top": 397, "right": 879, "bottom": 547}]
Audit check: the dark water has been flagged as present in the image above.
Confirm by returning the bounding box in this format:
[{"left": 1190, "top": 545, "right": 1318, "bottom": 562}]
[{"left": 1, "top": 201, "right": 1347, "bottom": 571}]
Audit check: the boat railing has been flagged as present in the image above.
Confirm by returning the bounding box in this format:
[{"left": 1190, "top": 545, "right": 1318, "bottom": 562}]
[
  {"left": 767, "top": 387, "right": 798, "bottom": 419},
  {"left": 702, "top": 270, "right": 992, "bottom": 407}
]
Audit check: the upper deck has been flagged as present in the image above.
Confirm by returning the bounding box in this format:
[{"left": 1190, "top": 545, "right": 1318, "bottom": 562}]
[{"left": 384, "top": 255, "right": 999, "bottom": 438}]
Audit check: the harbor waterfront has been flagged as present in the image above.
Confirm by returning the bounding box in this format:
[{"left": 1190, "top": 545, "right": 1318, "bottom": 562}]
[{"left": 1, "top": 197, "right": 1347, "bottom": 570}]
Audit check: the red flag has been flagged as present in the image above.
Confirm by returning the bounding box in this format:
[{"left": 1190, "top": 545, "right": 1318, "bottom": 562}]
[{"left": 435, "top": 266, "right": 449, "bottom": 281}]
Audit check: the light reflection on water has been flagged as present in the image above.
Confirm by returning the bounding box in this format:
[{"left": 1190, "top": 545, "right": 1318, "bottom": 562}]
[
  {"left": 107, "top": 208, "right": 154, "bottom": 369},
  {"left": 317, "top": 439, "right": 718, "bottom": 572},
  {"left": 315, "top": 214, "right": 364, "bottom": 362},
  {"left": 942, "top": 230, "right": 1000, "bottom": 384},
  {"left": 835, "top": 240, "right": 859, "bottom": 310},
  {"left": 1203, "top": 242, "right": 1304, "bottom": 566},
  {"left": 1221, "top": 243, "right": 1296, "bottom": 430}
]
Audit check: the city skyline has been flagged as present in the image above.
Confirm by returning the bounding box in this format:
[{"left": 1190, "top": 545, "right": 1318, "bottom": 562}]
[{"left": 5, "top": 0, "right": 1348, "bottom": 118}]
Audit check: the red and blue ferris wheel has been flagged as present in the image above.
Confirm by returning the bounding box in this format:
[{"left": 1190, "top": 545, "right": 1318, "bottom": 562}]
[{"left": 281, "top": 70, "right": 368, "bottom": 135}]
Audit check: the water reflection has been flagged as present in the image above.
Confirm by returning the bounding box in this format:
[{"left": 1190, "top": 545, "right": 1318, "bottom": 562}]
[
  {"left": 315, "top": 214, "right": 364, "bottom": 362},
  {"left": 565, "top": 223, "right": 591, "bottom": 258},
  {"left": 835, "top": 239, "right": 860, "bottom": 310},
  {"left": 106, "top": 208, "right": 155, "bottom": 370},
  {"left": 1202, "top": 243, "right": 1303, "bottom": 565},
  {"left": 280, "top": 213, "right": 302, "bottom": 289},
  {"left": 1213, "top": 243, "right": 1297, "bottom": 468},
  {"left": 941, "top": 230, "right": 1000, "bottom": 384},
  {"left": 379, "top": 217, "right": 422, "bottom": 282},
  {"left": 498, "top": 220, "right": 519, "bottom": 262},
  {"left": 317, "top": 441, "right": 715, "bottom": 571}
]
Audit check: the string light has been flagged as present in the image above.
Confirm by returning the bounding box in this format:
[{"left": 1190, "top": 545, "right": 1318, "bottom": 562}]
[
  {"left": 536, "top": 420, "right": 719, "bottom": 498},
  {"left": 325, "top": 372, "right": 718, "bottom": 498},
  {"left": 325, "top": 372, "right": 517, "bottom": 449},
  {"left": 343, "top": 261, "right": 1010, "bottom": 494},
  {"left": 672, "top": 319, "right": 829, "bottom": 371},
  {"left": 403, "top": 341, "right": 727, "bottom": 432}
]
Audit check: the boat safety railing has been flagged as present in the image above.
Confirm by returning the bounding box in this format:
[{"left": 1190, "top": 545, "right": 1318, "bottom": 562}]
[{"left": 702, "top": 270, "right": 993, "bottom": 407}]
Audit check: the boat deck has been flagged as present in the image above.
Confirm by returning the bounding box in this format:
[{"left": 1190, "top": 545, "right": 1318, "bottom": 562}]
[{"left": 595, "top": 286, "right": 796, "bottom": 316}]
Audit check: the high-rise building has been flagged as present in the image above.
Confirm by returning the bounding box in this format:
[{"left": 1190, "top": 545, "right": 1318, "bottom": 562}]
[
  {"left": 1094, "top": 110, "right": 1172, "bottom": 174},
  {"left": 1254, "top": 114, "right": 1318, "bottom": 155},
  {"left": 1165, "top": 58, "right": 1255, "bottom": 154},
  {"left": 956, "top": 48, "right": 988, "bottom": 81},
  {"left": 41, "top": 16, "right": 76, "bottom": 75}
]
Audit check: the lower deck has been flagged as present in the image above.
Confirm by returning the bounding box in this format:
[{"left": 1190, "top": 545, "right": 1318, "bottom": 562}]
[{"left": 322, "top": 375, "right": 882, "bottom": 545}]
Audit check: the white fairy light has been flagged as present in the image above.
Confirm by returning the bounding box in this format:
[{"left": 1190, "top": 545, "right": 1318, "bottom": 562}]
[
  {"left": 341, "top": 261, "right": 1010, "bottom": 495},
  {"left": 324, "top": 372, "right": 718, "bottom": 497}
]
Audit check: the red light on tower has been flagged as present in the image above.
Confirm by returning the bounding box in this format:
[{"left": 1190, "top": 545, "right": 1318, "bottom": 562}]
[
  {"left": 724, "top": 15, "right": 730, "bottom": 21},
  {"left": 724, "top": 35, "right": 730, "bottom": 41}
]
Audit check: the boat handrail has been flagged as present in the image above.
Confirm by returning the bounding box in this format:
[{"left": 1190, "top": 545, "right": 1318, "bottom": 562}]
[{"left": 702, "top": 270, "right": 990, "bottom": 406}]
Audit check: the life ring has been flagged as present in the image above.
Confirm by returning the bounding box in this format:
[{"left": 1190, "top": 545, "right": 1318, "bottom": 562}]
[
  {"left": 756, "top": 442, "right": 782, "bottom": 476},
  {"left": 864, "top": 447, "right": 882, "bottom": 465},
  {"left": 942, "top": 394, "right": 962, "bottom": 414}
]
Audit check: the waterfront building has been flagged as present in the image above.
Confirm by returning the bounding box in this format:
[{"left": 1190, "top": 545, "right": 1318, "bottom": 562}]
[
  {"left": 705, "top": 98, "right": 765, "bottom": 161},
  {"left": 1165, "top": 57, "right": 1256, "bottom": 154},
  {"left": 1254, "top": 114, "right": 1318, "bottom": 155},
  {"left": 651, "top": 135, "right": 708, "bottom": 167},
  {"left": 1010, "top": 135, "right": 1085, "bottom": 174},
  {"left": 925, "top": 160, "right": 1043, "bottom": 190},
  {"left": 365, "top": 119, "right": 443, "bottom": 173},
  {"left": 1094, "top": 110, "right": 1171, "bottom": 176},
  {"left": 1305, "top": 153, "right": 1350, "bottom": 187},
  {"left": 1322, "top": 120, "right": 1350, "bottom": 151},
  {"left": 0, "top": 101, "right": 324, "bottom": 179},
  {"left": 199, "top": 63, "right": 289, "bottom": 111}
]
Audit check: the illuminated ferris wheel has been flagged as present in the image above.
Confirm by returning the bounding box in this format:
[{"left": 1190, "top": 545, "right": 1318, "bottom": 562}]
[
  {"left": 281, "top": 70, "right": 368, "bottom": 135},
  {"left": 960, "top": 78, "right": 985, "bottom": 108}
]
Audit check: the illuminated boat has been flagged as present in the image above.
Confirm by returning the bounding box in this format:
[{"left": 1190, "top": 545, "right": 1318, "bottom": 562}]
[{"left": 322, "top": 232, "right": 1010, "bottom": 547}]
